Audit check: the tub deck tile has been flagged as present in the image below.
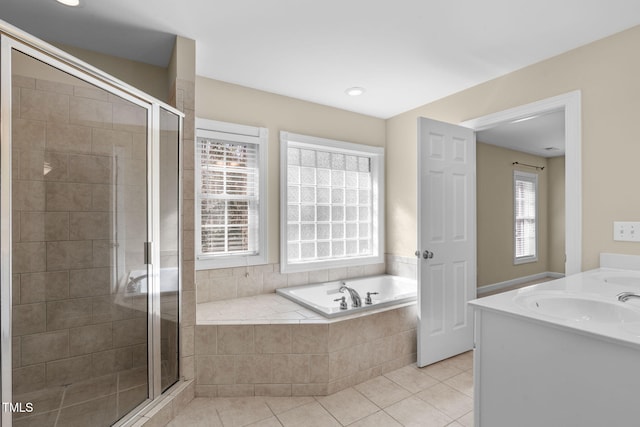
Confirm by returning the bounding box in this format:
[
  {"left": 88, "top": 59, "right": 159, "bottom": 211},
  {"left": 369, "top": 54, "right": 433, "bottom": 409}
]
[{"left": 197, "top": 293, "right": 415, "bottom": 325}]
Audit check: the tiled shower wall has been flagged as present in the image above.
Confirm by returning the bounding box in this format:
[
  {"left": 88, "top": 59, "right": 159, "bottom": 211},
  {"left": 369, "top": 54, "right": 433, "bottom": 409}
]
[
  {"left": 11, "top": 74, "right": 148, "bottom": 406},
  {"left": 172, "top": 77, "right": 197, "bottom": 383}
]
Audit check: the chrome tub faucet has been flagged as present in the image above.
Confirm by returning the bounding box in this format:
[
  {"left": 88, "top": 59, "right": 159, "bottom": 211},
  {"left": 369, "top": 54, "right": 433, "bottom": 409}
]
[
  {"left": 339, "top": 282, "right": 362, "bottom": 307},
  {"left": 617, "top": 291, "right": 640, "bottom": 302}
]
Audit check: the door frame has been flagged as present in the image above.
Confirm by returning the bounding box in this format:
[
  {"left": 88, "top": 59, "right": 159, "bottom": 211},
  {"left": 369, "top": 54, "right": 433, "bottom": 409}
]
[{"left": 461, "top": 90, "right": 582, "bottom": 275}]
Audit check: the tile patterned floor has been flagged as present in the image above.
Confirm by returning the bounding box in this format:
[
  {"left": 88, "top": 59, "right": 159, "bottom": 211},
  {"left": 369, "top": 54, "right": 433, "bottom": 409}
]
[
  {"left": 169, "top": 351, "right": 474, "bottom": 427},
  {"left": 12, "top": 367, "right": 150, "bottom": 427}
]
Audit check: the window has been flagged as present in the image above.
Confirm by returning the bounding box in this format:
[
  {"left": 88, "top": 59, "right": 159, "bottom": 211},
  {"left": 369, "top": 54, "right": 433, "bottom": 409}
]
[
  {"left": 514, "top": 170, "right": 537, "bottom": 264},
  {"left": 195, "top": 118, "right": 268, "bottom": 269},
  {"left": 280, "top": 132, "right": 384, "bottom": 273}
]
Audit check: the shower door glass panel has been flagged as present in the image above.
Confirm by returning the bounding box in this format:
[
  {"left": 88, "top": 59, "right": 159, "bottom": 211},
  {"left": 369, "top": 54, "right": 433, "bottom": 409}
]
[
  {"left": 11, "top": 50, "right": 149, "bottom": 426},
  {"left": 159, "top": 108, "right": 180, "bottom": 391}
]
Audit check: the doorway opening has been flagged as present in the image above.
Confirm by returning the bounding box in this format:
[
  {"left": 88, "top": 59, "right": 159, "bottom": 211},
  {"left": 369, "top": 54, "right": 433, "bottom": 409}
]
[
  {"left": 416, "top": 91, "right": 581, "bottom": 366},
  {"left": 462, "top": 91, "right": 582, "bottom": 294}
]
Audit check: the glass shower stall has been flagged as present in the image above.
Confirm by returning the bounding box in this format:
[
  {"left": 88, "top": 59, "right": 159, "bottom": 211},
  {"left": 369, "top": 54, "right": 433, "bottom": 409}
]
[{"left": 0, "top": 22, "right": 182, "bottom": 426}]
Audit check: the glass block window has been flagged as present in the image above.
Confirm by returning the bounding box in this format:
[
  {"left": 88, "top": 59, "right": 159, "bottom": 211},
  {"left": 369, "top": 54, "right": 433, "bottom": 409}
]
[
  {"left": 195, "top": 119, "right": 268, "bottom": 269},
  {"left": 280, "top": 132, "right": 384, "bottom": 273},
  {"left": 514, "top": 170, "right": 537, "bottom": 264}
]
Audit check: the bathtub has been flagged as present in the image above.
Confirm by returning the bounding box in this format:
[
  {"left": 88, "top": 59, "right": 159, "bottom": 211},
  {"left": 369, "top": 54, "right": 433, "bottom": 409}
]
[
  {"left": 124, "top": 267, "right": 179, "bottom": 295},
  {"left": 276, "top": 274, "right": 417, "bottom": 318}
]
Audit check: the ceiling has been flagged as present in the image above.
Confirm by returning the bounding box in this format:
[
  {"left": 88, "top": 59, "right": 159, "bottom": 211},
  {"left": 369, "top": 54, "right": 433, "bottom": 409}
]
[
  {"left": 1, "top": 0, "right": 640, "bottom": 118},
  {"left": 477, "top": 110, "right": 566, "bottom": 158}
]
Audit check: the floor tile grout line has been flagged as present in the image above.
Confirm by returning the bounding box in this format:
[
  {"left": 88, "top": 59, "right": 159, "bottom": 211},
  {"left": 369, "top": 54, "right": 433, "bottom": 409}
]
[
  {"left": 455, "top": 409, "right": 473, "bottom": 424},
  {"left": 313, "top": 390, "right": 380, "bottom": 427},
  {"left": 115, "top": 373, "right": 120, "bottom": 421},
  {"left": 260, "top": 397, "right": 281, "bottom": 427},
  {"left": 214, "top": 406, "right": 227, "bottom": 426},
  {"left": 350, "top": 385, "right": 384, "bottom": 412},
  {"left": 381, "top": 372, "right": 416, "bottom": 394},
  {"left": 53, "top": 386, "right": 67, "bottom": 427},
  {"left": 380, "top": 407, "right": 405, "bottom": 427},
  {"left": 410, "top": 383, "right": 457, "bottom": 423}
]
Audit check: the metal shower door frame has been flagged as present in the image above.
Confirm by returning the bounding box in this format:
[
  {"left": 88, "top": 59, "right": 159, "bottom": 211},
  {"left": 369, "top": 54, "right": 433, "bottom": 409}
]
[{"left": 0, "top": 21, "right": 183, "bottom": 426}]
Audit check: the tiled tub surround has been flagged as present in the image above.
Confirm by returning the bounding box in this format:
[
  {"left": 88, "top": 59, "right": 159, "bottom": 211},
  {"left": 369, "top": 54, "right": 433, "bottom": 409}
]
[
  {"left": 196, "top": 262, "right": 387, "bottom": 304},
  {"left": 385, "top": 254, "right": 417, "bottom": 280},
  {"left": 11, "top": 71, "right": 149, "bottom": 425},
  {"left": 195, "top": 295, "right": 417, "bottom": 398}
]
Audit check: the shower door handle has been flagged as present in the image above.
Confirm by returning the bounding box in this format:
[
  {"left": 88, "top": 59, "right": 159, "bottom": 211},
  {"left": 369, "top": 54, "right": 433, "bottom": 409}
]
[{"left": 144, "top": 241, "right": 152, "bottom": 265}]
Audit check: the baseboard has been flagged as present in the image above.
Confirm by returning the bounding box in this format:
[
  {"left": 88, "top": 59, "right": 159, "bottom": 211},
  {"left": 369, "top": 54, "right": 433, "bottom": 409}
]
[{"left": 477, "top": 271, "right": 565, "bottom": 297}]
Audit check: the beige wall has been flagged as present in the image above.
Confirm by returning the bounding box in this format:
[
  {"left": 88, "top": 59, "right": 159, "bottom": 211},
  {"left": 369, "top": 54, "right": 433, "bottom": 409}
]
[
  {"left": 548, "top": 156, "right": 566, "bottom": 273},
  {"left": 476, "top": 143, "right": 549, "bottom": 286},
  {"left": 387, "top": 25, "right": 640, "bottom": 271},
  {"left": 195, "top": 77, "right": 387, "bottom": 264},
  {"left": 476, "top": 143, "right": 565, "bottom": 286},
  {"left": 51, "top": 42, "right": 170, "bottom": 102}
]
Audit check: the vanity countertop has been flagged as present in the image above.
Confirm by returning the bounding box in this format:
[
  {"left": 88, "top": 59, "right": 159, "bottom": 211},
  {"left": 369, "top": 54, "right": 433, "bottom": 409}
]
[{"left": 470, "top": 267, "right": 640, "bottom": 348}]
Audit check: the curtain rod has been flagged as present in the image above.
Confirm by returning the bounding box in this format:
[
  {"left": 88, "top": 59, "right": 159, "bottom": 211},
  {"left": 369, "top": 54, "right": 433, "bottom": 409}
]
[{"left": 512, "top": 161, "right": 544, "bottom": 170}]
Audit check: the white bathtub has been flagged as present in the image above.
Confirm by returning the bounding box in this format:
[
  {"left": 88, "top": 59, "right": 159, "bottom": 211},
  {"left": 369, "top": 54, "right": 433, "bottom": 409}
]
[
  {"left": 276, "top": 274, "right": 417, "bottom": 318},
  {"left": 124, "top": 267, "right": 179, "bottom": 295}
]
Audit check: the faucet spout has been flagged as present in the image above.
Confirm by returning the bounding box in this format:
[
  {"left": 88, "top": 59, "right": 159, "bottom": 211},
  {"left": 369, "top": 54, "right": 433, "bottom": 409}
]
[
  {"left": 339, "top": 282, "right": 362, "bottom": 308},
  {"left": 618, "top": 291, "right": 640, "bottom": 302},
  {"left": 126, "top": 274, "right": 147, "bottom": 293}
]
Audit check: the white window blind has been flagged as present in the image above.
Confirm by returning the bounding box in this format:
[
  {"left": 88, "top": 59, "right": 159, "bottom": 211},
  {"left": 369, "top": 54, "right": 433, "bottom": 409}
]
[
  {"left": 280, "top": 132, "right": 384, "bottom": 273},
  {"left": 198, "top": 137, "right": 259, "bottom": 255},
  {"left": 195, "top": 119, "right": 268, "bottom": 269},
  {"left": 514, "top": 171, "right": 537, "bottom": 262}
]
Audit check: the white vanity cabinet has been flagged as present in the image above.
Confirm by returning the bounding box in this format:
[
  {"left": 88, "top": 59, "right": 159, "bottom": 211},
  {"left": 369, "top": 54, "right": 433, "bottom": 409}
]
[
  {"left": 470, "top": 259, "right": 640, "bottom": 427},
  {"left": 472, "top": 307, "right": 640, "bottom": 427}
]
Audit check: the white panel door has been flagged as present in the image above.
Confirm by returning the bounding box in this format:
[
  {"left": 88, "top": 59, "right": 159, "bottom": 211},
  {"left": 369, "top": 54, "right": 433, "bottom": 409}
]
[{"left": 417, "top": 117, "right": 476, "bottom": 367}]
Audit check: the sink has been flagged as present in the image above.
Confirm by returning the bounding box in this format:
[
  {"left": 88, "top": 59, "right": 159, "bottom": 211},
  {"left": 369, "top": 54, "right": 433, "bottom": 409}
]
[{"left": 514, "top": 293, "right": 640, "bottom": 324}]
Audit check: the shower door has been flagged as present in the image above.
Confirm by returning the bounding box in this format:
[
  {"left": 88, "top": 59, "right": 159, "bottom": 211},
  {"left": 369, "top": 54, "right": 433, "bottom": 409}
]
[{"left": 1, "top": 36, "right": 166, "bottom": 426}]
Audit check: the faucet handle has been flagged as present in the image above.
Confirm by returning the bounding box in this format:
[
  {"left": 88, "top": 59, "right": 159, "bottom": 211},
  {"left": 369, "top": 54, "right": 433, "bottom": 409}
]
[
  {"left": 334, "top": 296, "right": 348, "bottom": 310},
  {"left": 365, "top": 292, "right": 379, "bottom": 305}
]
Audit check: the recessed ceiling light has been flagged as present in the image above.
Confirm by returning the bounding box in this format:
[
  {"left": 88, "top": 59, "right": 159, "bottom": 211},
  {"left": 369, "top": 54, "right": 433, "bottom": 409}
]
[
  {"left": 56, "top": 0, "right": 80, "bottom": 6},
  {"left": 544, "top": 146, "right": 560, "bottom": 151},
  {"left": 345, "top": 87, "right": 365, "bottom": 97}
]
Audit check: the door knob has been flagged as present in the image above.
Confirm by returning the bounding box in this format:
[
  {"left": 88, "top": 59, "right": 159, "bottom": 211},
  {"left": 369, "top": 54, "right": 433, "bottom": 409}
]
[{"left": 415, "top": 250, "right": 434, "bottom": 259}]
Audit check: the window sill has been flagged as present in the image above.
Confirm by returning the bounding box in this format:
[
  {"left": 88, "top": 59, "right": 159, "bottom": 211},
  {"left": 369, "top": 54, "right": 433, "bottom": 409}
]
[
  {"left": 280, "top": 254, "right": 384, "bottom": 274},
  {"left": 514, "top": 256, "right": 538, "bottom": 265}
]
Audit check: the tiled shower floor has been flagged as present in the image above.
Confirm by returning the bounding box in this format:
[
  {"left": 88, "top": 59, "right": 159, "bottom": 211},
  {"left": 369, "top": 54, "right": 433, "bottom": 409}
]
[
  {"left": 169, "top": 351, "right": 474, "bottom": 427},
  {"left": 12, "top": 367, "right": 148, "bottom": 427}
]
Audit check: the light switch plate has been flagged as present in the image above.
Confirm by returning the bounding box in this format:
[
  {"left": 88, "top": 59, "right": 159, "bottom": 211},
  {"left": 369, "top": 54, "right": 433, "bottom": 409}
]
[{"left": 613, "top": 221, "right": 640, "bottom": 242}]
